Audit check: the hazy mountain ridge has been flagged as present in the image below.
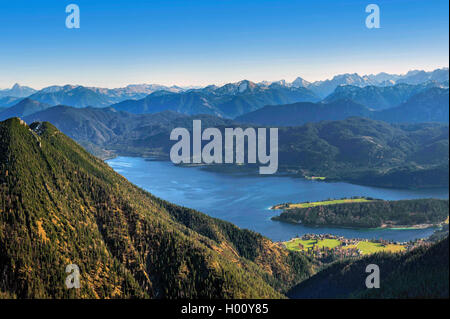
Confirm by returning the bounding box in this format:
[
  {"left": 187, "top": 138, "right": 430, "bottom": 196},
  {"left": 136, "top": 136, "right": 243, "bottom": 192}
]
[
  {"left": 0, "top": 83, "right": 37, "bottom": 98},
  {"left": 237, "top": 87, "right": 449, "bottom": 126},
  {"left": 2, "top": 67, "right": 447, "bottom": 114},
  {"left": 0, "top": 98, "right": 51, "bottom": 121},
  {"left": 323, "top": 81, "right": 445, "bottom": 110},
  {"left": 235, "top": 99, "right": 372, "bottom": 126},
  {"left": 0, "top": 96, "right": 23, "bottom": 108},
  {"left": 289, "top": 67, "right": 449, "bottom": 98},
  {"left": 111, "top": 80, "right": 320, "bottom": 118},
  {"left": 11, "top": 84, "right": 187, "bottom": 109},
  {"left": 374, "top": 87, "right": 449, "bottom": 123}
]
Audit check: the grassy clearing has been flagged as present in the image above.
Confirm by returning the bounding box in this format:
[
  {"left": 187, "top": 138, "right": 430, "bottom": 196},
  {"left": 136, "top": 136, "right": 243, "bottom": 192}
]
[
  {"left": 305, "top": 176, "right": 326, "bottom": 180},
  {"left": 284, "top": 238, "right": 405, "bottom": 255},
  {"left": 285, "top": 239, "right": 316, "bottom": 251},
  {"left": 355, "top": 241, "right": 405, "bottom": 255},
  {"left": 317, "top": 239, "right": 341, "bottom": 249},
  {"left": 274, "top": 198, "right": 374, "bottom": 210},
  {"left": 284, "top": 238, "right": 341, "bottom": 252}
]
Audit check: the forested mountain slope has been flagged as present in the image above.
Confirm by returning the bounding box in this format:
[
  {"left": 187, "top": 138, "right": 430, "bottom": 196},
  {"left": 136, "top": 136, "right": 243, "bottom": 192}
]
[
  {"left": 288, "top": 237, "right": 449, "bottom": 299},
  {"left": 0, "top": 118, "right": 313, "bottom": 298}
]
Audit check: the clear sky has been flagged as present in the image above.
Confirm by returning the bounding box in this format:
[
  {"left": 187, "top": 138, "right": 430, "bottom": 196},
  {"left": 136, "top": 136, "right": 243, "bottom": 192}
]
[{"left": 0, "top": 0, "right": 448, "bottom": 89}]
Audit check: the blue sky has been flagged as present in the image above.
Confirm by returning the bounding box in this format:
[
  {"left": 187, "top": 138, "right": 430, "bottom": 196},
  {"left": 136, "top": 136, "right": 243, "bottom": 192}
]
[{"left": 0, "top": 0, "right": 448, "bottom": 89}]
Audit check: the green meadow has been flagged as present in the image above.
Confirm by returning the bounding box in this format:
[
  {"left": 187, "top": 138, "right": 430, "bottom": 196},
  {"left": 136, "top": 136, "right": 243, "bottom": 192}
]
[
  {"left": 273, "top": 198, "right": 374, "bottom": 210},
  {"left": 284, "top": 238, "right": 405, "bottom": 255}
]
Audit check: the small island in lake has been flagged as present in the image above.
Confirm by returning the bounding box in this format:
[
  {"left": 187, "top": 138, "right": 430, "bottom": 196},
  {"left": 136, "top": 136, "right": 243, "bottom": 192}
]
[{"left": 271, "top": 197, "right": 449, "bottom": 229}]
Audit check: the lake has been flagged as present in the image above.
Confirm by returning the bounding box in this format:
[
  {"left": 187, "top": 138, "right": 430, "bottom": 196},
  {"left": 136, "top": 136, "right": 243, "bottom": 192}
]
[{"left": 106, "top": 157, "right": 449, "bottom": 242}]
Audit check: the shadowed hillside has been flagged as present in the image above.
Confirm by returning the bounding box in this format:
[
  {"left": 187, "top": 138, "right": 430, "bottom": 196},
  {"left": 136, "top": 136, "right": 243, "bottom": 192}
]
[{"left": 288, "top": 237, "right": 449, "bottom": 299}]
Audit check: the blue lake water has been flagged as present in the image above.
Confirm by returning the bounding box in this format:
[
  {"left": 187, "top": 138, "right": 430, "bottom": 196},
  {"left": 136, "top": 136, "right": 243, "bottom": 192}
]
[{"left": 106, "top": 157, "right": 449, "bottom": 242}]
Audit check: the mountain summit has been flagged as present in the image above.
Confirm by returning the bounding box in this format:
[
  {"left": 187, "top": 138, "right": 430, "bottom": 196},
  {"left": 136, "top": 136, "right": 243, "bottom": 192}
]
[
  {"left": 0, "top": 98, "right": 50, "bottom": 121},
  {"left": 0, "top": 84, "right": 37, "bottom": 98}
]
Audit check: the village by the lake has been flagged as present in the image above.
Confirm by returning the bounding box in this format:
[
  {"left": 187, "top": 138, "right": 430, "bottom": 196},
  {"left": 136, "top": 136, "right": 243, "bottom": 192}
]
[{"left": 280, "top": 233, "right": 434, "bottom": 262}]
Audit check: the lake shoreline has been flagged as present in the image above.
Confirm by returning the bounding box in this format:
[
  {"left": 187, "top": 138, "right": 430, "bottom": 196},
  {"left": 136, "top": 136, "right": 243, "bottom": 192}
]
[
  {"left": 106, "top": 156, "right": 448, "bottom": 242},
  {"left": 271, "top": 217, "right": 440, "bottom": 231},
  {"left": 103, "top": 154, "right": 449, "bottom": 190}
]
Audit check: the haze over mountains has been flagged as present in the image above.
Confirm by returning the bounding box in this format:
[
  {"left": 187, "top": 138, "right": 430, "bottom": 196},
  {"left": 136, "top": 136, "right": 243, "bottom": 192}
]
[
  {"left": 323, "top": 81, "right": 446, "bottom": 110},
  {"left": 1, "top": 67, "right": 447, "bottom": 117},
  {"left": 27, "top": 84, "right": 187, "bottom": 108},
  {"left": 236, "top": 87, "right": 449, "bottom": 125},
  {"left": 0, "top": 98, "right": 50, "bottom": 121},
  {"left": 290, "top": 67, "right": 449, "bottom": 97},
  {"left": 111, "top": 80, "right": 320, "bottom": 118}
]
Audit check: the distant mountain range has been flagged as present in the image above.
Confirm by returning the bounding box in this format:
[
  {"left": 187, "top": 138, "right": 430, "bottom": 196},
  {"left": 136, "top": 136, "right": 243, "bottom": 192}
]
[
  {"left": 27, "top": 84, "right": 187, "bottom": 108},
  {"left": 2, "top": 67, "right": 446, "bottom": 112},
  {"left": 111, "top": 80, "right": 320, "bottom": 118},
  {"left": 288, "top": 67, "right": 449, "bottom": 98},
  {"left": 2, "top": 70, "right": 447, "bottom": 136},
  {"left": 323, "top": 81, "right": 446, "bottom": 110},
  {"left": 236, "top": 87, "right": 449, "bottom": 125},
  {"left": 0, "top": 83, "right": 188, "bottom": 108}
]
